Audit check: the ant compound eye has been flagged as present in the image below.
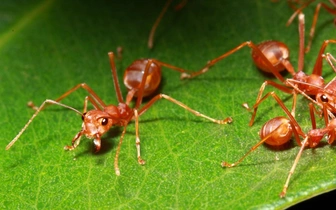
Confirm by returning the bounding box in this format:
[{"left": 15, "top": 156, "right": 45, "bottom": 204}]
[
  {"left": 82, "top": 112, "right": 87, "bottom": 121},
  {"left": 321, "top": 95, "right": 329, "bottom": 103},
  {"left": 101, "top": 118, "right": 108, "bottom": 126}
]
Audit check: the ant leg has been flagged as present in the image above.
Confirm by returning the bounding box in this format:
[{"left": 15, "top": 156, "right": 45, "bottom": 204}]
[
  {"left": 286, "top": 1, "right": 336, "bottom": 53},
  {"left": 174, "top": 0, "right": 188, "bottom": 10},
  {"left": 245, "top": 80, "right": 293, "bottom": 126},
  {"left": 147, "top": 0, "right": 188, "bottom": 49},
  {"left": 114, "top": 125, "right": 128, "bottom": 176},
  {"left": 298, "top": 13, "right": 305, "bottom": 71},
  {"left": 281, "top": 102, "right": 336, "bottom": 197},
  {"left": 287, "top": 77, "right": 336, "bottom": 117},
  {"left": 323, "top": 53, "right": 336, "bottom": 72},
  {"left": 279, "top": 103, "right": 326, "bottom": 197},
  {"left": 312, "top": 39, "right": 336, "bottom": 76},
  {"left": 286, "top": 0, "right": 314, "bottom": 27},
  {"left": 264, "top": 92, "right": 303, "bottom": 142},
  {"left": 306, "top": 3, "right": 336, "bottom": 53},
  {"left": 148, "top": 0, "right": 173, "bottom": 49},
  {"left": 181, "top": 41, "right": 287, "bottom": 83},
  {"left": 133, "top": 59, "right": 194, "bottom": 108},
  {"left": 64, "top": 130, "right": 84, "bottom": 151},
  {"left": 287, "top": 0, "right": 309, "bottom": 10},
  {"left": 27, "top": 101, "right": 39, "bottom": 111},
  {"left": 64, "top": 96, "right": 104, "bottom": 151},
  {"left": 291, "top": 90, "right": 298, "bottom": 117},
  {"left": 285, "top": 79, "right": 322, "bottom": 106},
  {"left": 116, "top": 46, "right": 123, "bottom": 60},
  {"left": 134, "top": 60, "right": 154, "bottom": 109},
  {"left": 6, "top": 100, "right": 82, "bottom": 150},
  {"left": 280, "top": 136, "right": 309, "bottom": 197},
  {"left": 27, "top": 91, "right": 102, "bottom": 112},
  {"left": 309, "top": 103, "right": 318, "bottom": 129},
  {"left": 134, "top": 109, "right": 146, "bottom": 165},
  {"left": 108, "top": 52, "right": 124, "bottom": 103},
  {"left": 48, "top": 83, "right": 107, "bottom": 109},
  {"left": 153, "top": 59, "right": 193, "bottom": 75},
  {"left": 138, "top": 93, "right": 233, "bottom": 124},
  {"left": 222, "top": 118, "right": 303, "bottom": 167},
  {"left": 247, "top": 91, "right": 305, "bottom": 141},
  {"left": 224, "top": 93, "right": 305, "bottom": 168},
  {"left": 222, "top": 124, "right": 289, "bottom": 167}
]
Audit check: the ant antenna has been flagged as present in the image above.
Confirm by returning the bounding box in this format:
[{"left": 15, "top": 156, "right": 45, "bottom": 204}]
[{"left": 6, "top": 100, "right": 82, "bottom": 150}]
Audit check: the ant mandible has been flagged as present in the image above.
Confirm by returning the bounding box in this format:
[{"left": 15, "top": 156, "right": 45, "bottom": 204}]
[
  {"left": 6, "top": 52, "right": 232, "bottom": 176},
  {"left": 286, "top": 0, "right": 336, "bottom": 53},
  {"left": 181, "top": 12, "right": 336, "bottom": 122},
  {"left": 148, "top": 0, "right": 188, "bottom": 49},
  {"left": 222, "top": 91, "right": 335, "bottom": 197}
]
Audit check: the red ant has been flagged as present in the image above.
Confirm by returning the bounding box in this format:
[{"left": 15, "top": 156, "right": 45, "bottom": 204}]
[
  {"left": 181, "top": 12, "right": 336, "bottom": 122},
  {"left": 222, "top": 90, "right": 335, "bottom": 197},
  {"left": 288, "top": 52, "right": 336, "bottom": 114},
  {"left": 148, "top": 0, "right": 188, "bottom": 49},
  {"left": 286, "top": 0, "right": 336, "bottom": 53},
  {"left": 6, "top": 52, "right": 232, "bottom": 176}
]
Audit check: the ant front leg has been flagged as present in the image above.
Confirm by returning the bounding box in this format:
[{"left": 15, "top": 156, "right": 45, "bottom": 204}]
[
  {"left": 28, "top": 83, "right": 108, "bottom": 113},
  {"left": 64, "top": 96, "right": 104, "bottom": 152},
  {"left": 64, "top": 130, "right": 85, "bottom": 151},
  {"left": 134, "top": 109, "right": 145, "bottom": 165},
  {"left": 26, "top": 87, "right": 103, "bottom": 112},
  {"left": 114, "top": 125, "right": 128, "bottom": 176},
  {"left": 6, "top": 100, "right": 82, "bottom": 150}
]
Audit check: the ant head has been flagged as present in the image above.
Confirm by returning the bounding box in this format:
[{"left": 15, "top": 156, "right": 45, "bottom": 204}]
[
  {"left": 316, "top": 92, "right": 336, "bottom": 112},
  {"left": 81, "top": 110, "right": 114, "bottom": 139}
]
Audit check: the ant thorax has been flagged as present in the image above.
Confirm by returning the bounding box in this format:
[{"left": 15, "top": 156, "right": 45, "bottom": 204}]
[{"left": 291, "top": 71, "right": 324, "bottom": 95}]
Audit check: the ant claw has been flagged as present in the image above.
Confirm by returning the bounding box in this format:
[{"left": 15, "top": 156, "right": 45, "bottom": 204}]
[
  {"left": 279, "top": 190, "right": 287, "bottom": 198},
  {"left": 138, "top": 158, "right": 146, "bottom": 165},
  {"left": 222, "top": 117, "right": 233, "bottom": 124},
  {"left": 221, "top": 161, "right": 232, "bottom": 167},
  {"left": 64, "top": 145, "right": 74, "bottom": 151},
  {"left": 27, "top": 101, "right": 38, "bottom": 111},
  {"left": 115, "top": 168, "right": 121, "bottom": 176},
  {"left": 180, "top": 72, "right": 191, "bottom": 79},
  {"left": 242, "top": 103, "right": 251, "bottom": 111}
]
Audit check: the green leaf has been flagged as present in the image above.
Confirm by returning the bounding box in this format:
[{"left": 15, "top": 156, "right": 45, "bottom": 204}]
[{"left": 1, "top": 0, "right": 336, "bottom": 209}]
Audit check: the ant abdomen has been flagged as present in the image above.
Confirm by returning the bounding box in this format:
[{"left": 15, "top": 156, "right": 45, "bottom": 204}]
[
  {"left": 123, "top": 59, "right": 162, "bottom": 97},
  {"left": 252, "top": 41, "right": 290, "bottom": 73},
  {"left": 259, "top": 116, "right": 292, "bottom": 146}
]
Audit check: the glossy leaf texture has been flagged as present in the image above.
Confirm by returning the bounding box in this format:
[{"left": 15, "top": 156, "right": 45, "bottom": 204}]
[{"left": 1, "top": 0, "right": 336, "bottom": 209}]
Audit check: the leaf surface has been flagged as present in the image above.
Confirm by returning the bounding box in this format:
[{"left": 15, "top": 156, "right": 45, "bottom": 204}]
[{"left": 1, "top": 0, "right": 336, "bottom": 209}]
